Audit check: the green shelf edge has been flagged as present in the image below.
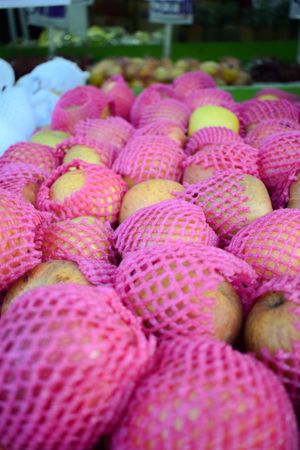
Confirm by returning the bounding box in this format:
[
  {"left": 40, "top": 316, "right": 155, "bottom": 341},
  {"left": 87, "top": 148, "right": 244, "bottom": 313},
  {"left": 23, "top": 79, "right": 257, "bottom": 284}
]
[{"left": 0, "top": 40, "right": 298, "bottom": 62}]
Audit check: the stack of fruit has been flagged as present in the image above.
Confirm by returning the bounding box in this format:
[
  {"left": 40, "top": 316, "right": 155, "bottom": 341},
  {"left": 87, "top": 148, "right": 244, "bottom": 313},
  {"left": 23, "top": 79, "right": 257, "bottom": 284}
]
[
  {"left": 1, "top": 70, "right": 300, "bottom": 450},
  {"left": 89, "top": 56, "right": 251, "bottom": 89}
]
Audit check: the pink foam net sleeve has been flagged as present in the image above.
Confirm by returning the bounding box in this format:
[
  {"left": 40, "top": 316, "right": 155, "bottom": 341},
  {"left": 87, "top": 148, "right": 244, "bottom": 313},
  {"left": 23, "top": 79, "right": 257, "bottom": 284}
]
[
  {"left": 0, "top": 141, "right": 59, "bottom": 173},
  {"left": 55, "top": 135, "right": 115, "bottom": 167},
  {"left": 259, "top": 131, "right": 300, "bottom": 193},
  {"left": 244, "top": 119, "right": 300, "bottom": 149},
  {"left": 37, "top": 160, "right": 127, "bottom": 223},
  {"left": 0, "top": 162, "right": 46, "bottom": 202},
  {"left": 0, "top": 283, "right": 156, "bottom": 450},
  {"left": 114, "top": 243, "right": 257, "bottom": 337},
  {"left": 185, "top": 127, "right": 243, "bottom": 156},
  {"left": 0, "top": 188, "right": 43, "bottom": 291},
  {"left": 114, "top": 199, "right": 219, "bottom": 257},
  {"left": 240, "top": 99, "right": 299, "bottom": 130},
  {"left": 51, "top": 85, "right": 113, "bottom": 134},
  {"left": 271, "top": 164, "right": 300, "bottom": 209},
  {"left": 75, "top": 117, "right": 134, "bottom": 152},
  {"left": 110, "top": 336, "right": 298, "bottom": 450},
  {"left": 38, "top": 216, "right": 117, "bottom": 264},
  {"left": 227, "top": 209, "right": 300, "bottom": 282},
  {"left": 132, "top": 120, "right": 186, "bottom": 146},
  {"left": 173, "top": 70, "right": 216, "bottom": 98},
  {"left": 101, "top": 75, "right": 135, "bottom": 120},
  {"left": 178, "top": 170, "right": 262, "bottom": 246},
  {"left": 75, "top": 258, "right": 118, "bottom": 287},
  {"left": 130, "top": 84, "right": 176, "bottom": 127},
  {"left": 184, "top": 88, "right": 234, "bottom": 111},
  {"left": 112, "top": 135, "right": 184, "bottom": 185},
  {"left": 183, "top": 142, "right": 259, "bottom": 179},
  {"left": 137, "top": 98, "right": 190, "bottom": 129},
  {"left": 255, "top": 88, "right": 299, "bottom": 102}
]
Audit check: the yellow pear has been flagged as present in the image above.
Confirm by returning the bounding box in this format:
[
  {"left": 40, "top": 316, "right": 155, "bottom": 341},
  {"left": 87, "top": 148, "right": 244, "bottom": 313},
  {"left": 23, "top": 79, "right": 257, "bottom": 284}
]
[
  {"left": 244, "top": 291, "right": 300, "bottom": 355},
  {"left": 31, "top": 129, "right": 70, "bottom": 148},
  {"left": 188, "top": 105, "right": 240, "bottom": 136},
  {"left": 42, "top": 216, "right": 115, "bottom": 262},
  {"left": 239, "top": 175, "right": 273, "bottom": 222},
  {"left": 2, "top": 260, "right": 90, "bottom": 314},
  {"left": 162, "top": 124, "right": 186, "bottom": 147},
  {"left": 22, "top": 182, "right": 39, "bottom": 206},
  {"left": 50, "top": 170, "right": 86, "bottom": 202},
  {"left": 258, "top": 94, "right": 279, "bottom": 101},
  {"left": 183, "top": 165, "right": 215, "bottom": 184},
  {"left": 119, "top": 179, "right": 184, "bottom": 223},
  {"left": 132, "top": 264, "right": 242, "bottom": 344},
  {"left": 63, "top": 145, "right": 104, "bottom": 165},
  {"left": 189, "top": 174, "right": 273, "bottom": 242}
]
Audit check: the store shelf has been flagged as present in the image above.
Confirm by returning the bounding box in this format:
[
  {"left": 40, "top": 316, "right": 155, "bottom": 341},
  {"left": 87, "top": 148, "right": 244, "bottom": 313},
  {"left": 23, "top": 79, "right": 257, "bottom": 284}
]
[{"left": 0, "top": 40, "right": 298, "bottom": 62}]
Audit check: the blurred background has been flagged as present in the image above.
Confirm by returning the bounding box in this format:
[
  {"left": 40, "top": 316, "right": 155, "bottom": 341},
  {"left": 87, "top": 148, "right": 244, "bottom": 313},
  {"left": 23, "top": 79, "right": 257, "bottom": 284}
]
[{"left": 1, "top": 0, "right": 300, "bottom": 96}]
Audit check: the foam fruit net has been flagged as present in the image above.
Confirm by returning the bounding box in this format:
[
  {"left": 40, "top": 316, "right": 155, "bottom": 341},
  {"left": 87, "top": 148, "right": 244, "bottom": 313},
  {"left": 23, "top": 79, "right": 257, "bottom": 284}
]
[
  {"left": 271, "top": 164, "right": 300, "bottom": 209},
  {"left": 0, "top": 162, "right": 46, "bottom": 202},
  {"left": 255, "top": 87, "right": 299, "bottom": 102},
  {"left": 111, "top": 336, "right": 298, "bottom": 450},
  {"left": 130, "top": 84, "right": 176, "bottom": 127},
  {"left": 55, "top": 135, "right": 115, "bottom": 167},
  {"left": 259, "top": 131, "right": 300, "bottom": 192},
  {"left": 0, "top": 284, "right": 156, "bottom": 450},
  {"left": 183, "top": 142, "right": 259, "bottom": 179},
  {"left": 114, "top": 243, "right": 256, "bottom": 337},
  {"left": 0, "top": 142, "right": 59, "bottom": 173},
  {"left": 114, "top": 199, "right": 218, "bottom": 256},
  {"left": 184, "top": 88, "right": 234, "bottom": 111},
  {"left": 0, "top": 188, "right": 42, "bottom": 291},
  {"left": 227, "top": 209, "right": 300, "bottom": 281},
  {"left": 185, "top": 127, "right": 243, "bottom": 156},
  {"left": 51, "top": 86, "right": 112, "bottom": 134},
  {"left": 39, "top": 216, "right": 117, "bottom": 264},
  {"left": 240, "top": 99, "right": 299, "bottom": 129},
  {"left": 247, "top": 276, "right": 300, "bottom": 411},
  {"left": 75, "top": 258, "right": 117, "bottom": 287},
  {"left": 173, "top": 70, "right": 216, "bottom": 98},
  {"left": 37, "top": 160, "right": 127, "bottom": 223},
  {"left": 133, "top": 120, "right": 185, "bottom": 144},
  {"left": 137, "top": 99, "right": 190, "bottom": 129},
  {"left": 75, "top": 117, "right": 134, "bottom": 152},
  {"left": 102, "top": 75, "right": 135, "bottom": 120},
  {"left": 244, "top": 119, "right": 300, "bottom": 149},
  {"left": 112, "top": 135, "right": 184, "bottom": 185},
  {"left": 178, "top": 170, "right": 264, "bottom": 246}
]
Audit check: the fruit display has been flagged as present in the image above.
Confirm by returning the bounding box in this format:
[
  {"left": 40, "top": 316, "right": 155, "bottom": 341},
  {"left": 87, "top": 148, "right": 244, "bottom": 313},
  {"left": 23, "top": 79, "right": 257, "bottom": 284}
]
[
  {"left": 1, "top": 66, "right": 300, "bottom": 450},
  {"left": 90, "top": 56, "right": 251, "bottom": 89},
  {"left": 37, "top": 26, "right": 164, "bottom": 49}
]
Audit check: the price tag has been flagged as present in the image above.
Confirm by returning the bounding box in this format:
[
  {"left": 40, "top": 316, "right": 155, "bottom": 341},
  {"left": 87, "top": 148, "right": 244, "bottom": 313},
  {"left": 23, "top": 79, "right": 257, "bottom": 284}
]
[
  {"left": 290, "top": 0, "right": 300, "bottom": 19},
  {"left": 0, "top": 0, "right": 70, "bottom": 7},
  {"left": 149, "top": 0, "right": 193, "bottom": 25}
]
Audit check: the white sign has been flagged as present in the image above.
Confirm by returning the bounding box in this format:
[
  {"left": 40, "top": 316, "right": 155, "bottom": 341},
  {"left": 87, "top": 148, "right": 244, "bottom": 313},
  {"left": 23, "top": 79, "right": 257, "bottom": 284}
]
[
  {"left": 290, "top": 0, "right": 300, "bottom": 18},
  {"left": 149, "top": 0, "right": 193, "bottom": 25},
  {"left": 0, "top": 0, "right": 70, "bottom": 8}
]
